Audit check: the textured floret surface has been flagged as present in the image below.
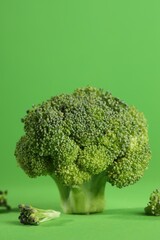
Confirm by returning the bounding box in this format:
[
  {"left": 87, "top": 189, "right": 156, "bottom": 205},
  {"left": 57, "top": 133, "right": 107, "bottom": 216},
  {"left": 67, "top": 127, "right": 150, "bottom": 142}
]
[{"left": 15, "top": 87, "right": 151, "bottom": 188}]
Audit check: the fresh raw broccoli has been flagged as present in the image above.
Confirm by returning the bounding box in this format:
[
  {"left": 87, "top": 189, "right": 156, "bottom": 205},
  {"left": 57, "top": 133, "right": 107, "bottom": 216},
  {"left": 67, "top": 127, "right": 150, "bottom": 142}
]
[
  {"left": 145, "top": 189, "right": 160, "bottom": 216},
  {"left": 15, "top": 87, "right": 151, "bottom": 214},
  {"left": 0, "top": 191, "right": 11, "bottom": 210},
  {"left": 18, "top": 204, "right": 61, "bottom": 225}
]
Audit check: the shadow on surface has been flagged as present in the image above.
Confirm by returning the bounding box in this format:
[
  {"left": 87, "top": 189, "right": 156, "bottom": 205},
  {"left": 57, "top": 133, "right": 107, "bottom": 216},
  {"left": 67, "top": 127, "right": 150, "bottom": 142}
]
[
  {"left": 7, "top": 221, "right": 21, "bottom": 226},
  {"left": 0, "top": 208, "right": 19, "bottom": 214},
  {"left": 0, "top": 209, "right": 11, "bottom": 214},
  {"left": 0, "top": 207, "right": 19, "bottom": 214},
  {"left": 42, "top": 218, "right": 74, "bottom": 227},
  {"left": 10, "top": 207, "right": 19, "bottom": 212},
  {"left": 7, "top": 218, "right": 73, "bottom": 227},
  {"left": 101, "top": 207, "right": 154, "bottom": 220},
  {"left": 0, "top": 207, "right": 19, "bottom": 213}
]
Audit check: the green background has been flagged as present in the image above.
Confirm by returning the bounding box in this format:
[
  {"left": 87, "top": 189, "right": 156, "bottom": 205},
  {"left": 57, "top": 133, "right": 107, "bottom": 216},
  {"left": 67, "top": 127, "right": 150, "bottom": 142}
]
[{"left": 0, "top": 0, "right": 160, "bottom": 239}]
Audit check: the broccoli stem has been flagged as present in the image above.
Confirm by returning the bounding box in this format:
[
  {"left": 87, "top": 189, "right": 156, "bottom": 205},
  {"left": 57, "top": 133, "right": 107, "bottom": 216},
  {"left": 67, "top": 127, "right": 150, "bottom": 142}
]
[{"left": 52, "top": 173, "right": 106, "bottom": 214}]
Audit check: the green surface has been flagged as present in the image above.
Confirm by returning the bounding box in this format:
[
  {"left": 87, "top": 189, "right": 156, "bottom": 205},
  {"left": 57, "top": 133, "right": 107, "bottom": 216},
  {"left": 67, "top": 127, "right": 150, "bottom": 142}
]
[{"left": 0, "top": 0, "right": 160, "bottom": 239}]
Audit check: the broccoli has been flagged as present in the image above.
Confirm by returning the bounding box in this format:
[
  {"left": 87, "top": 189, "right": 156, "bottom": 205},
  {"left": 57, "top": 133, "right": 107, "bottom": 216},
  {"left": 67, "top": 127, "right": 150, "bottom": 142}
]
[
  {"left": 18, "top": 204, "right": 60, "bottom": 225},
  {"left": 0, "top": 191, "right": 11, "bottom": 210},
  {"left": 15, "top": 87, "right": 151, "bottom": 214},
  {"left": 145, "top": 189, "right": 160, "bottom": 216}
]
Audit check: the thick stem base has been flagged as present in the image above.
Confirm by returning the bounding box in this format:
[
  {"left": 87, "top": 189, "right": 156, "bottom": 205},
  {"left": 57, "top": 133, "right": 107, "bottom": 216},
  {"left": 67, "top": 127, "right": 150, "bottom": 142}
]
[{"left": 52, "top": 173, "right": 106, "bottom": 214}]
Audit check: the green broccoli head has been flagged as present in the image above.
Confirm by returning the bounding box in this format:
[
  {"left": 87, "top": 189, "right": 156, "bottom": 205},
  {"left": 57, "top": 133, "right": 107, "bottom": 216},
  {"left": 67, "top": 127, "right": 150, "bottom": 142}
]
[
  {"left": 144, "top": 189, "right": 160, "bottom": 216},
  {"left": 18, "top": 204, "right": 61, "bottom": 225},
  {"left": 15, "top": 87, "right": 151, "bottom": 213}
]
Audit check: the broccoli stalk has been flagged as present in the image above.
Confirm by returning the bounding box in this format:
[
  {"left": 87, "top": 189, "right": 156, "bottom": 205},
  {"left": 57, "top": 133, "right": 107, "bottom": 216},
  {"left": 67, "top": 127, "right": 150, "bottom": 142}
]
[
  {"left": 15, "top": 87, "right": 151, "bottom": 214},
  {"left": 18, "top": 204, "right": 61, "bottom": 225},
  {"left": 53, "top": 172, "right": 106, "bottom": 214}
]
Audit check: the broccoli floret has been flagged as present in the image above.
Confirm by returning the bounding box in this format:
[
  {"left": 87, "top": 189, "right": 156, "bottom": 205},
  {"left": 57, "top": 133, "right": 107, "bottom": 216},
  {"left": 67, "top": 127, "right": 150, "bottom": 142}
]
[
  {"left": 0, "top": 191, "right": 11, "bottom": 210},
  {"left": 18, "top": 204, "right": 61, "bottom": 225},
  {"left": 145, "top": 189, "right": 160, "bottom": 216},
  {"left": 15, "top": 87, "right": 151, "bottom": 214}
]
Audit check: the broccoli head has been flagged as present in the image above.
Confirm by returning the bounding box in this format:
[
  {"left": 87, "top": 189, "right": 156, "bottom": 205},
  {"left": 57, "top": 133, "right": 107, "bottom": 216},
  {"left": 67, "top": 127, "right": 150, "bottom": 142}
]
[
  {"left": 18, "top": 204, "right": 61, "bottom": 225},
  {"left": 15, "top": 87, "right": 151, "bottom": 214},
  {"left": 145, "top": 189, "right": 160, "bottom": 216},
  {"left": 0, "top": 191, "right": 11, "bottom": 210}
]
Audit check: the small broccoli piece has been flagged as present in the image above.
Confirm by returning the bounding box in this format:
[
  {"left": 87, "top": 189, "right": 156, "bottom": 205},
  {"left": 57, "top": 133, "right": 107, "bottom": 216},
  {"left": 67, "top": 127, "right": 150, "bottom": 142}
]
[
  {"left": 0, "top": 191, "right": 11, "bottom": 210},
  {"left": 145, "top": 189, "right": 160, "bottom": 216},
  {"left": 15, "top": 87, "right": 151, "bottom": 214},
  {"left": 18, "top": 204, "right": 61, "bottom": 225}
]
